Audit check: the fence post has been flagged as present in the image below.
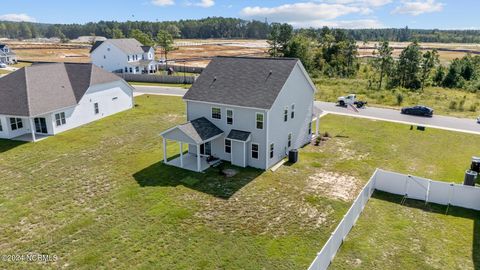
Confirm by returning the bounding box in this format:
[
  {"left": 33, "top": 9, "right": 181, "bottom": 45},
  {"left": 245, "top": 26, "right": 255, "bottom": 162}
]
[{"left": 425, "top": 180, "right": 431, "bottom": 204}]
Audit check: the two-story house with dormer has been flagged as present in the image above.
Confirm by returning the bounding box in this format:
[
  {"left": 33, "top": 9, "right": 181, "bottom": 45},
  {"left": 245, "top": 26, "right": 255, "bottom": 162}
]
[
  {"left": 160, "top": 56, "right": 317, "bottom": 172},
  {"left": 90, "top": 38, "right": 157, "bottom": 74},
  {"left": 0, "top": 44, "right": 17, "bottom": 64}
]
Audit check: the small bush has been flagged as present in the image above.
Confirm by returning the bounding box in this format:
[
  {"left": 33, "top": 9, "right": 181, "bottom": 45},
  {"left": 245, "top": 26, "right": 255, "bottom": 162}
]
[
  {"left": 449, "top": 101, "right": 457, "bottom": 110},
  {"left": 469, "top": 104, "right": 477, "bottom": 112},
  {"left": 323, "top": 132, "right": 331, "bottom": 138},
  {"left": 396, "top": 93, "right": 404, "bottom": 105}
]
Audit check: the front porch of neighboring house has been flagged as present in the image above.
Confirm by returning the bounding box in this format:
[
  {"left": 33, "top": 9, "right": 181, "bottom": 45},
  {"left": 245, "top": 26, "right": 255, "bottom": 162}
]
[
  {"left": 6, "top": 115, "right": 52, "bottom": 142},
  {"left": 160, "top": 117, "right": 224, "bottom": 172}
]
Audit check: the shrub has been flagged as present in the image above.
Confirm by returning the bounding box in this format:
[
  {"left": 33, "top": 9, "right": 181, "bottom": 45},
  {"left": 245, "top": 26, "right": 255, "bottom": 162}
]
[
  {"left": 469, "top": 104, "right": 477, "bottom": 112},
  {"left": 449, "top": 101, "right": 457, "bottom": 110},
  {"left": 396, "top": 93, "right": 404, "bottom": 105}
]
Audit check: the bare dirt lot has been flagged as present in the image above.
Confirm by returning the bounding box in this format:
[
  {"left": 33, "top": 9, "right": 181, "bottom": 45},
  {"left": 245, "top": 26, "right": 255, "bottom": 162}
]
[{"left": 5, "top": 39, "right": 477, "bottom": 67}]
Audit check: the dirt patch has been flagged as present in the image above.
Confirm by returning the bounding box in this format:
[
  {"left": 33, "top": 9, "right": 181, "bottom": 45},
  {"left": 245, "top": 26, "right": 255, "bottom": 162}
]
[{"left": 306, "top": 171, "right": 361, "bottom": 201}]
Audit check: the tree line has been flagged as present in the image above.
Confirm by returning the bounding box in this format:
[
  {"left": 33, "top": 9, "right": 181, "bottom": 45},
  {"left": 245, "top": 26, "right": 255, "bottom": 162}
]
[
  {"left": 269, "top": 25, "right": 480, "bottom": 93},
  {"left": 2, "top": 18, "right": 480, "bottom": 43}
]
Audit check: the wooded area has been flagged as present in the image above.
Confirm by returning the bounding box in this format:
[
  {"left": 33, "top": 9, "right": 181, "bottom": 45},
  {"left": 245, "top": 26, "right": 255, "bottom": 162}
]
[{"left": 1, "top": 18, "right": 480, "bottom": 43}]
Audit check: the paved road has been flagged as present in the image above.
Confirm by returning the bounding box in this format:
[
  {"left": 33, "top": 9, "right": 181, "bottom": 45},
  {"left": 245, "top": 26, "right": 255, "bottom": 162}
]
[
  {"left": 316, "top": 101, "right": 480, "bottom": 135},
  {"left": 132, "top": 85, "right": 480, "bottom": 135}
]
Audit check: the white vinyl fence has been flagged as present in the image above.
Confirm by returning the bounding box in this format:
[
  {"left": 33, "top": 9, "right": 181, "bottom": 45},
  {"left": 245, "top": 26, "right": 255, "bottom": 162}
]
[{"left": 307, "top": 168, "right": 480, "bottom": 270}]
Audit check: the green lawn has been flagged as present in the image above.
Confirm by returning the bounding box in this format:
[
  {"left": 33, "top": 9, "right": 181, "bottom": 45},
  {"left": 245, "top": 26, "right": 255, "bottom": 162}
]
[
  {"left": 0, "top": 96, "right": 478, "bottom": 269},
  {"left": 330, "top": 192, "right": 479, "bottom": 270}
]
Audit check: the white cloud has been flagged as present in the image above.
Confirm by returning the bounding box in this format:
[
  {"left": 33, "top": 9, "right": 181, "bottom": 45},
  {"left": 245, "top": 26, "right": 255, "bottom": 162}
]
[
  {"left": 392, "top": 0, "right": 444, "bottom": 16},
  {"left": 321, "top": 0, "right": 392, "bottom": 7},
  {"left": 196, "top": 0, "right": 214, "bottom": 7},
  {"left": 151, "top": 0, "right": 175, "bottom": 6},
  {"left": 241, "top": 2, "right": 371, "bottom": 22},
  {"left": 291, "top": 19, "right": 384, "bottom": 28},
  {"left": 0, "top": 13, "right": 36, "bottom": 22},
  {"left": 185, "top": 0, "right": 215, "bottom": 8}
]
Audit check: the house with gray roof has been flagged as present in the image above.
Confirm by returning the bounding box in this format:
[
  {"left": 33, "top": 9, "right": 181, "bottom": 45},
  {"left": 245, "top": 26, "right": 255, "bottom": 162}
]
[
  {"left": 0, "top": 44, "right": 17, "bottom": 64},
  {"left": 0, "top": 63, "right": 134, "bottom": 142},
  {"left": 160, "top": 56, "right": 319, "bottom": 172},
  {"left": 90, "top": 38, "right": 158, "bottom": 74}
]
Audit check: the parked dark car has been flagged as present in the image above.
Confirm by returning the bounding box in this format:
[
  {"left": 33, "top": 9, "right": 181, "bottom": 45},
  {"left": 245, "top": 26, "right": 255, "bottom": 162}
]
[
  {"left": 401, "top": 106, "right": 434, "bottom": 117},
  {"left": 477, "top": 116, "right": 480, "bottom": 124}
]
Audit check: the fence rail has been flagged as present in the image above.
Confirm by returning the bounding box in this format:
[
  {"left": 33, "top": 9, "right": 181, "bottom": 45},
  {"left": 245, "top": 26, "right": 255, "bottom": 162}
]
[
  {"left": 116, "top": 73, "right": 196, "bottom": 84},
  {"left": 158, "top": 64, "right": 204, "bottom": 74},
  {"left": 307, "top": 169, "right": 480, "bottom": 270}
]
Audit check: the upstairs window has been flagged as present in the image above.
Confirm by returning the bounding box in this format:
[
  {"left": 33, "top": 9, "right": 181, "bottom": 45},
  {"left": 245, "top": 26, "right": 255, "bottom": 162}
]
[
  {"left": 212, "top": 107, "right": 221, "bottom": 119},
  {"left": 10, "top": 118, "right": 23, "bottom": 130},
  {"left": 127, "top": 55, "right": 130, "bottom": 61},
  {"left": 284, "top": 107, "right": 288, "bottom": 122},
  {"left": 291, "top": 104, "right": 295, "bottom": 119},
  {"left": 225, "top": 139, "right": 231, "bottom": 153},
  {"left": 55, "top": 112, "right": 66, "bottom": 126},
  {"left": 256, "top": 113, "right": 264, "bottom": 129},
  {"left": 103, "top": 55, "right": 106, "bottom": 59},
  {"left": 226, "top": 109, "right": 233, "bottom": 125}
]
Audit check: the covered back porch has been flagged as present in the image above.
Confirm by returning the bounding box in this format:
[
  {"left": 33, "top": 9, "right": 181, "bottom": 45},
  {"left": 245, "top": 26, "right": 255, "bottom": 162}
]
[{"left": 160, "top": 117, "right": 224, "bottom": 172}]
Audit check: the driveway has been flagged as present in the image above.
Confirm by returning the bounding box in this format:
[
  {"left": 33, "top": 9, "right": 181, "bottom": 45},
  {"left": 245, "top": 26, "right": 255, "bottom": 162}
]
[
  {"left": 132, "top": 85, "right": 480, "bottom": 135},
  {"left": 315, "top": 101, "right": 480, "bottom": 135}
]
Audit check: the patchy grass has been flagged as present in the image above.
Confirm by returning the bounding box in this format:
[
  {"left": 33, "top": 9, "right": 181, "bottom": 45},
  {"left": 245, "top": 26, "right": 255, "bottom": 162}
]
[
  {"left": 330, "top": 191, "right": 479, "bottom": 270},
  {"left": 0, "top": 96, "right": 479, "bottom": 269},
  {"left": 0, "top": 69, "right": 10, "bottom": 74}
]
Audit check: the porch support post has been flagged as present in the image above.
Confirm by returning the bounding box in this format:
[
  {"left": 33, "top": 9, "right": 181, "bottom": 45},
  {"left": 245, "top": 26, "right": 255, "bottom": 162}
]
[
  {"left": 163, "top": 137, "right": 167, "bottom": 164},
  {"left": 179, "top": 142, "right": 184, "bottom": 168},
  {"left": 315, "top": 115, "right": 320, "bottom": 137},
  {"left": 196, "top": 144, "right": 201, "bottom": 172},
  {"left": 29, "top": 118, "right": 37, "bottom": 142}
]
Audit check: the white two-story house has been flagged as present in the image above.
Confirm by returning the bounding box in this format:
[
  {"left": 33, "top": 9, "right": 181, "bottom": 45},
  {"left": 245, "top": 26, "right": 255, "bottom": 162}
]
[
  {"left": 0, "top": 63, "right": 134, "bottom": 142},
  {"left": 90, "top": 38, "right": 157, "bottom": 74},
  {"left": 161, "top": 56, "right": 318, "bottom": 172},
  {"left": 0, "top": 44, "right": 17, "bottom": 64}
]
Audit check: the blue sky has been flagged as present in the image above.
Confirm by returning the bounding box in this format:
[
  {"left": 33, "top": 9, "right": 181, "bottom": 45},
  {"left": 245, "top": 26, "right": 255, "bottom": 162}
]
[{"left": 0, "top": 0, "right": 477, "bottom": 29}]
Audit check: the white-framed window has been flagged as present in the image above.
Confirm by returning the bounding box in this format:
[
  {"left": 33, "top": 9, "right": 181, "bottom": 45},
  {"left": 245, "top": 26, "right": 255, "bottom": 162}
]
[
  {"left": 256, "top": 113, "right": 264, "bottom": 129},
  {"left": 212, "top": 107, "right": 221, "bottom": 119},
  {"left": 9, "top": 118, "right": 23, "bottom": 130},
  {"left": 0, "top": 119, "right": 3, "bottom": 132},
  {"left": 308, "top": 122, "right": 312, "bottom": 134},
  {"left": 225, "top": 139, "right": 231, "bottom": 153},
  {"left": 94, "top": 103, "right": 100, "bottom": 114},
  {"left": 284, "top": 107, "right": 288, "bottom": 122},
  {"left": 270, "top": 143, "right": 274, "bottom": 159},
  {"left": 226, "top": 109, "right": 233, "bottom": 125},
  {"left": 103, "top": 55, "right": 106, "bottom": 59},
  {"left": 55, "top": 112, "right": 66, "bottom": 126},
  {"left": 124, "top": 67, "right": 128, "bottom": 73},
  {"left": 251, "top": 143, "right": 259, "bottom": 159},
  {"left": 291, "top": 104, "right": 295, "bottom": 119},
  {"left": 127, "top": 55, "right": 130, "bottom": 61},
  {"left": 288, "top": 133, "right": 292, "bottom": 148},
  {"left": 129, "top": 67, "right": 133, "bottom": 73}
]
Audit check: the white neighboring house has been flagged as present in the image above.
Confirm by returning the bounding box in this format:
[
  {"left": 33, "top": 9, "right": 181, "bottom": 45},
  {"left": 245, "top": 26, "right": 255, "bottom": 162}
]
[
  {"left": 161, "top": 56, "right": 320, "bottom": 172},
  {"left": 0, "top": 44, "right": 17, "bottom": 64},
  {"left": 0, "top": 63, "right": 134, "bottom": 142},
  {"left": 90, "top": 38, "right": 158, "bottom": 74}
]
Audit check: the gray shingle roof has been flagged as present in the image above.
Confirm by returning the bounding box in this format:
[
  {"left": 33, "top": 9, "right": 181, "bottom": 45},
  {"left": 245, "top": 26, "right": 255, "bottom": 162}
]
[
  {"left": 183, "top": 56, "right": 299, "bottom": 109},
  {"left": 90, "top": 39, "right": 146, "bottom": 54},
  {"left": 226, "top": 129, "right": 251, "bottom": 141},
  {"left": 0, "top": 63, "right": 124, "bottom": 117},
  {"left": 177, "top": 117, "right": 223, "bottom": 144}
]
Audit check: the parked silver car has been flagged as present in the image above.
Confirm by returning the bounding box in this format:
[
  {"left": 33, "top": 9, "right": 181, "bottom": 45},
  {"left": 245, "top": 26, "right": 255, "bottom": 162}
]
[{"left": 0, "top": 63, "right": 7, "bottom": 68}]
